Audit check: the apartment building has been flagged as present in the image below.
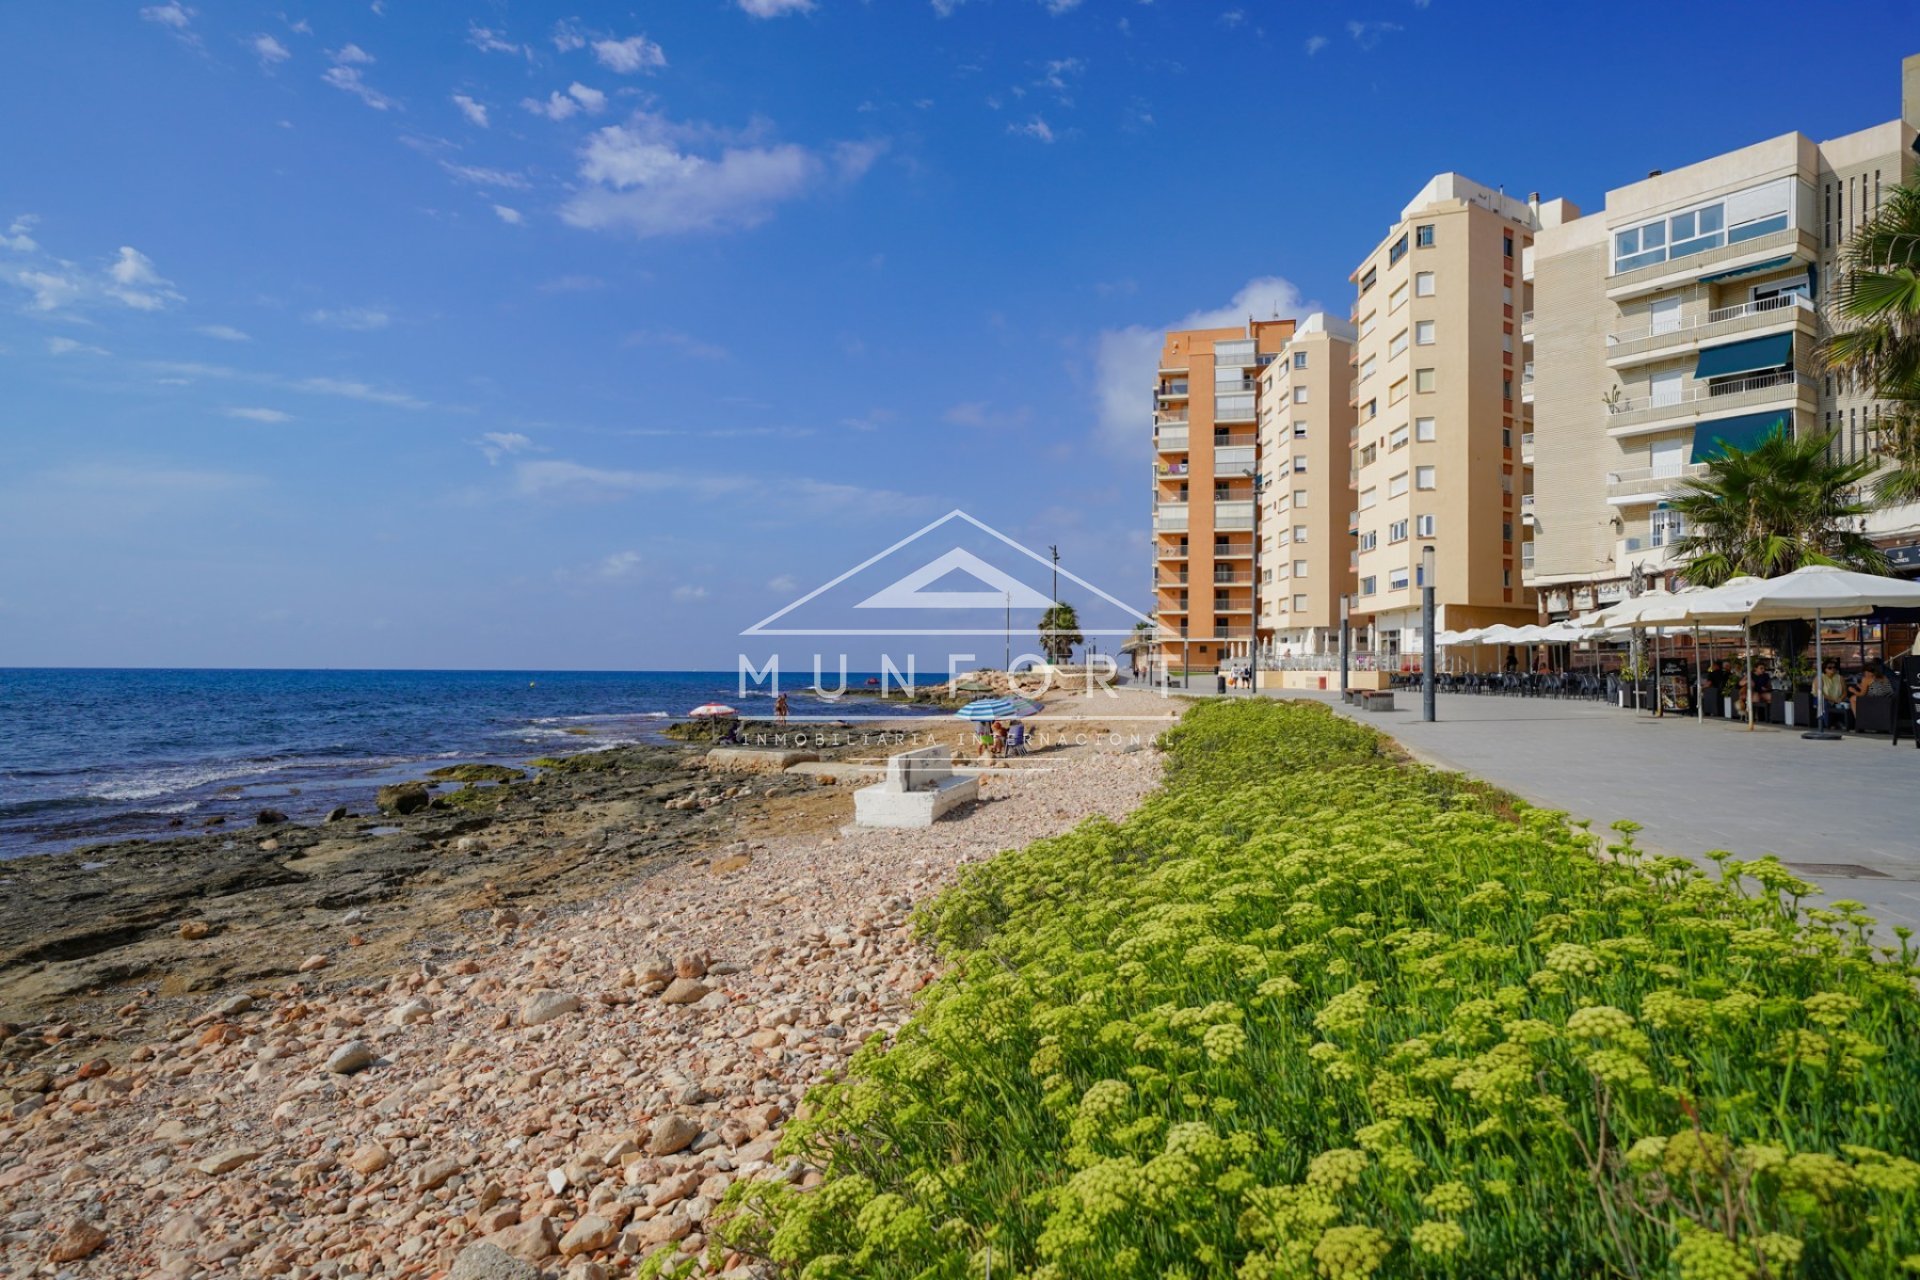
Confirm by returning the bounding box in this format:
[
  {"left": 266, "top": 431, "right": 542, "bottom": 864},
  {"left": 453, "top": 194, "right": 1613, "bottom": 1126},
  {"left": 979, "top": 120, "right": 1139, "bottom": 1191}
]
[
  {"left": 1256, "top": 313, "right": 1358, "bottom": 655},
  {"left": 1150, "top": 318, "right": 1295, "bottom": 673},
  {"left": 1527, "top": 54, "right": 1920, "bottom": 615},
  {"left": 1346, "top": 174, "right": 1559, "bottom": 660}
]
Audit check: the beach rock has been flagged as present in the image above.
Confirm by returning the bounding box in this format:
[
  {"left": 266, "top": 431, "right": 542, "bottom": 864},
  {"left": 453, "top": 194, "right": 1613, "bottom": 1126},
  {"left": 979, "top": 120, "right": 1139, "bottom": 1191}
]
[
  {"left": 298, "top": 954, "right": 329, "bottom": 972},
  {"left": 325, "top": 1040, "right": 375, "bottom": 1074},
  {"left": 178, "top": 921, "right": 211, "bottom": 941},
  {"left": 255, "top": 809, "right": 288, "bottom": 826},
  {"left": 415, "top": 1156, "right": 462, "bottom": 1190},
  {"left": 196, "top": 1148, "right": 262, "bottom": 1176},
  {"left": 674, "top": 950, "right": 710, "bottom": 979},
  {"left": 206, "top": 994, "right": 252, "bottom": 1019},
  {"left": 376, "top": 782, "right": 431, "bottom": 815},
  {"left": 47, "top": 1220, "right": 107, "bottom": 1263},
  {"left": 324, "top": 806, "right": 349, "bottom": 823},
  {"left": 345, "top": 1143, "right": 391, "bottom": 1175},
  {"left": 489, "top": 1216, "right": 558, "bottom": 1263},
  {"left": 659, "top": 978, "right": 709, "bottom": 1006},
  {"left": 558, "top": 1214, "right": 616, "bottom": 1257},
  {"left": 518, "top": 990, "right": 580, "bottom": 1027},
  {"left": 390, "top": 997, "right": 434, "bottom": 1025},
  {"left": 647, "top": 1115, "right": 700, "bottom": 1156},
  {"left": 451, "top": 1242, "right": 539, "bottom": 1280}
]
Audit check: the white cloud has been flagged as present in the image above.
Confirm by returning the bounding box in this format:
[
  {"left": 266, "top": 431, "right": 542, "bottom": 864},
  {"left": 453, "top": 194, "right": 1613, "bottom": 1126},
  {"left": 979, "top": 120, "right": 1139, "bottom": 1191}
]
[
  {"left": 104, "top": 247, "right": 182, "bottom": 310},
  {"left": 1009, "top": 117, "right": 1055, "bottom": 143},
  {"left": 253, "top": 34, "right": 290, "bottom": 66},
  {"left": 944, "top": 401, "right": 1032, "bottom": 429},
  {"left": 561, "top": 114, "right": 876, "bottom": 239},
  {"left": 152, "top": 361, "right": 430, "bottom": 410},
  {"left": 493, "top": 205, "right": 525, "bottom": 225},
  {"left": 47, "top": 337, "right": 109, "bottom": 357},
  {"left": 671, "top": 584, "right": 708, "bottom": 602},
  {"left": 441, "top": 161, "right": 527, "bottom": 189},
  {"left": 323, "top": 65, "right": 396, "bottom": 110},
  {"left": 466, "top": 25, "right": 527, "bottom": 57},
  {"left": 767, "top": 573, "right": 797, "bottom": 593},
  {"left": 330, "top": 43, "right": 374, "bottom": 65},
  {"left": 197, "top": 324, "right": 251, "bottom": 341},
  {"left": 1347, "top": 20, "right": 1403, "bottom": 49},
  {"left": 451, "top": 94, "right": 489, "bottom": 127},
  {"left": 515, "top": 459, "right": 730, "bottom": 500},
  {"left": 738, "top": 0, "right": 815, "bottom": 15},
  {"left": 11, "top": 270, "right": 85, "bottom": 311},
  {"left": 592, "top": 35, "right": 667, "bottom": 73},
  {"left": 294, "top": 375, "right": 423, "bottom": 408},
  {"left": 2, "top": 215, "right": 39, "bottom": 253},
  {"left": 522, "top": 83, "right": 608, "bottom": 121},
  {"left": 598, "top": 550, "right": 644, "bottom": 578},
  {"left": 1304, "top": 34, "right": 1329, "bottom": 54},
  {"left": 478, "top": 431, "right": 538, "bottom": 464},
  {"left": 1038, "top": 0, "right": 1083, "bottom": 12},
  {"left": 226, "top": 406, "right": 291, "bottom": 423},
  {"left": 931, "top": 0, "right": 968, "bottom": 15},
  {"left": 623, "top": 328, "right": 730, "bottom": 360},
  {"left": 307, "top": 306, "right": 390, "bottom": 331},
  {"left": 551, "top": 21, "right": 586, "bottom": 52},
  {"left": 1092, "top": 276, "right": 1312, "bottom": 456},
  {"left": 141, "top": 2, "right": 192, "bottom": 28}
]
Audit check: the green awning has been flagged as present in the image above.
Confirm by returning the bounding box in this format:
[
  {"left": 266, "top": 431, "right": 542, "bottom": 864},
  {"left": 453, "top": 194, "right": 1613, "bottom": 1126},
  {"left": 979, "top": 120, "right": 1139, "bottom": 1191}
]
[
  {"left": 1697, "top": 255, "right": 1795, "bottom": 284},
  {"left": 1694, "top": 332, "right": 1792, "bottom": 379},
  {"left": 1691, "top": 411, "right": 1791, "bottom": 462}
]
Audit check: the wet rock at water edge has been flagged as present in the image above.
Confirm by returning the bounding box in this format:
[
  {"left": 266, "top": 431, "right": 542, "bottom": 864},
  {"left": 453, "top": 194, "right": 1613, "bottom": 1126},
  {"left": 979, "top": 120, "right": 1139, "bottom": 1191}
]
[{"left": 376, "top": 782, "right": 431, "bottom": 815}]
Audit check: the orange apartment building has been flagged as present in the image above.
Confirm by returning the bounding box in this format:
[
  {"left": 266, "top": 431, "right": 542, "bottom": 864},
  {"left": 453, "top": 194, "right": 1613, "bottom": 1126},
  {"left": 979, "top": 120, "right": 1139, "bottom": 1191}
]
[{"left": 1150, "top": 319, "right": 1295, "bottom": 674}]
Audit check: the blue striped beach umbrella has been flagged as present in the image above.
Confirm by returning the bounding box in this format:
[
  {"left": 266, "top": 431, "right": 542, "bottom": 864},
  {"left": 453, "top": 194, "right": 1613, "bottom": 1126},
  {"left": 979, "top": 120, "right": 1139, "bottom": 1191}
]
[{"left": 954, "top": 696, "right": 1041, "bottom": 721}]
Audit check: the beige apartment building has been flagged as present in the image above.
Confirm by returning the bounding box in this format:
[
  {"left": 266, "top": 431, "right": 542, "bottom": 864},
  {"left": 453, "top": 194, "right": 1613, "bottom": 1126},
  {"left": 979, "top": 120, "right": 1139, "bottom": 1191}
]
[
  {"left": 1346, "top": 174, "right": 1560, "bottom": 661},
  {"left": 1256, "top": 313, "right": 1358, "bottom": 655},
  {"left": 1527, "top": 55, "right": 1920, "bottom": 615},
  {"left": 1150, "top": 318, "right": 1295, "bottom": 673}
]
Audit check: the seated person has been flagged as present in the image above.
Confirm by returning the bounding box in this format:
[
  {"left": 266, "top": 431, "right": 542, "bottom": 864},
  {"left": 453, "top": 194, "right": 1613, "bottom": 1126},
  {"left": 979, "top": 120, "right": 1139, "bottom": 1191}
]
[
  {"left": 1006, "top": 721, "right": 1027, "bottom": 756},
  {"left": 1818, "top": 660, "right": 1851, "bottom": 729},
  {"left": 1748, "top": 662, "right": 1774, "bottom": 709},
  {"left": 1850, "top": 660, "right": 1894, "bottom": 723},
  {"left": 1704, "top": 660, "right": 1730, "bottom": 701}
]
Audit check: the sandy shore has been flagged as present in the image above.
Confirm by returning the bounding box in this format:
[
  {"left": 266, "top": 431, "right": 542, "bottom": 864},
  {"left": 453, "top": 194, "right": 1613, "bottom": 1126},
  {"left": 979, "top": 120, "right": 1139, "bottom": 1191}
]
[{"left": 0, "top": 685, "right": 1180, "bottom": 1278}]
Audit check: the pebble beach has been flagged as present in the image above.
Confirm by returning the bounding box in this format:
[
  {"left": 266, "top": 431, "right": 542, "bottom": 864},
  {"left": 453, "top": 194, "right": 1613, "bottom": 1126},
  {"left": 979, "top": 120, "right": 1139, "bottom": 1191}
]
[{"left": 0, "top": 685, "right": 1179, "bottom": 1279}]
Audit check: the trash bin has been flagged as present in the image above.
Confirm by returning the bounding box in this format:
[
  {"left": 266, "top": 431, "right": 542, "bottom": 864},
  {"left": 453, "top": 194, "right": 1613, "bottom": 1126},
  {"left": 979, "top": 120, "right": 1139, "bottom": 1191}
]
[{"left": 1216, "top": 673, "right": 1227, "bottom": 694}]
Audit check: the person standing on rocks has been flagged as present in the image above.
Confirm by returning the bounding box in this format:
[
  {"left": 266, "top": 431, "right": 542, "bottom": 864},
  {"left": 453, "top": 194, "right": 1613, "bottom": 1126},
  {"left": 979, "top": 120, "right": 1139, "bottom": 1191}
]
[{"left": 775, "top": 693, "right": 790, "bottom": 727}]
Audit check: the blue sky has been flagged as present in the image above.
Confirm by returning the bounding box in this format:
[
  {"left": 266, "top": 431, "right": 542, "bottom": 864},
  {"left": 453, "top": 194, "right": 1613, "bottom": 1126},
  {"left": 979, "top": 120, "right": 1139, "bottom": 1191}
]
[{"left": 1, "top": 1, "right": 1911, "bottom": 669}]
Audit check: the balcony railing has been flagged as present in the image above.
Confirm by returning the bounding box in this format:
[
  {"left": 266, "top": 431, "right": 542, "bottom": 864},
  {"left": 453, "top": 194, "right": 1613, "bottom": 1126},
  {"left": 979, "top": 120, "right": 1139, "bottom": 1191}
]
[
  {"left": 1605, "top": 461, "right": 1709, "bottom": 500},
  {"left": 1158, "top": 383, "right": 1190, "bottom": 400},
  {"left": 1606, "top": 292, "right": 1814, "bottom": 347},
  {"left": 1155, "top": 429, "right": 1189, "bottom": 453},
  {"left": 1213, "top": 542, "right": 1254, "bottom": 559},
  {"left": 1215, "top": 500, "right": 1256, "bottom": 531},
  {"left": 1521, "top": 431, "right": 1536, "bottom": 460},
  {"left": 1155, "top": 461, "right": 1189, "bottom": 477},
  {"left": 1154, "top": 409, "right": 1190, "bottom": 425},
  {"left": 1606, "top": 369, "right": 1812, "bottom": 422},
  {"left": 1156, "top": 545, "right": 1189, "bottom": 560}
]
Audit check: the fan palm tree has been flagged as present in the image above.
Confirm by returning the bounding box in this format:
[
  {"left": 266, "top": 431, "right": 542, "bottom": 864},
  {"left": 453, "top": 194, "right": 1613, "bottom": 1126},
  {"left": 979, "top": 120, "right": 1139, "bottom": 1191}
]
[
  {"left": 1038, "top": 602, "right": 1083, "bottom": 664},
  {"left": 1820, "top": 176, "right": 1920, "bottom": 505},
  {"left": 1668, "top": 429, "right": 1885, "bottom": 587}
]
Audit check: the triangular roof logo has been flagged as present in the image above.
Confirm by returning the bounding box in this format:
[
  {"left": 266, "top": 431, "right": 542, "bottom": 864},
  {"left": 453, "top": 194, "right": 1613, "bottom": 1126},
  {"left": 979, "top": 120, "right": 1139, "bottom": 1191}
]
[
  {"left": 742, "top": 509, "right": 1152, "bottom": 636},
  {"left": 854, "top": 548, "right": 1055, "bottom": 610}
]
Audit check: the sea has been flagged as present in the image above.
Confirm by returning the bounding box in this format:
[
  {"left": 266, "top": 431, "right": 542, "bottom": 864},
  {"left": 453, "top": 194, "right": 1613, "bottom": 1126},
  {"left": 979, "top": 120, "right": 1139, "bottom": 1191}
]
[{"left": 0, "top": 669, "right": 941, "bottom": 859}]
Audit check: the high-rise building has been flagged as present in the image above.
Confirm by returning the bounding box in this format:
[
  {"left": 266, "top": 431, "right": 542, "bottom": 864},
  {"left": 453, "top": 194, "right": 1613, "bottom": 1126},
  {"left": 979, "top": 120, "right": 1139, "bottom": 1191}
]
[
  {"left": 1527, "top": 54, "right": 1920, "bottom": 614},
  {"left": 1150, "top": 319, "right": 1295, "bottom": 675},
  {"left": 1346, "top": 174, "right": 1558, "bottom": 662},
  {"left": 1257, "top": 313, "right": 1358, "bottom": 655}
]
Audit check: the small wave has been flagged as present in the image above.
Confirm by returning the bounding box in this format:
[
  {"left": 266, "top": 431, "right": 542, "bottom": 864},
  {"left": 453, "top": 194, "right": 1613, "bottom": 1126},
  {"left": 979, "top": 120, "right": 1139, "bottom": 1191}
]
[{"left": 0, "top": 794, "right": 108, "bottom": 820}]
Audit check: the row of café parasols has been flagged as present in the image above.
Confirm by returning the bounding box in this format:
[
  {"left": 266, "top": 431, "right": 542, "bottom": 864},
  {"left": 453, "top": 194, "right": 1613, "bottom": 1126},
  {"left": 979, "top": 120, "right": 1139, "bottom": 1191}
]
[{"left": 1435, "top": 565, "right": 1920, "bottom": 730}]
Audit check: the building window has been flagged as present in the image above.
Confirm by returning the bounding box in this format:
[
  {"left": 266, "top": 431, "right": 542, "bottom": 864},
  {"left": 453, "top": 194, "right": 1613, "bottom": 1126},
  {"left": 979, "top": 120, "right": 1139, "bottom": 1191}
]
[
  {"left": 1388, "top": 519, "right": 1408, "bottom": 543},
  {"left": 1293, "top": 593, "right": 1307, "bottom": 612},
  {"left": 1293, "top": 386, "right": 1309, "bottom": 404},
  {"left": 1414, "top": 320, "right": 1435, "bottom": 346},
  {"left": 1650, "top": 509, "right": 1685, "bottom": 547},
  {"left": 1359, "top": 355, "right": 1378, "bottom": 382},
  {"left": 1415, "top": 224, "right": 1434, "bottom": 248},
  {"left": 1360, "top": 266, "right": 1378, "bottom": 294},
  {"left": 1359, "top": 311, "right": 1377, "bottom": 338},
  {"left": 1389, "top": 329, "right": 1409, "bottom": 358},
  {"left": 1415, "top": 416, "right": 1436, "bottom": 442},
  {"left": 1414, "top": 271, "right": 1435, "bottom": 297},
  {"left": 1416, "top": 513, "right": 1435, "bottom": 537},
  {"left": 1389, "top": 233, "right": 1409, "bottom": 265},
  {"left": 1361, "top": 576, "right": 1377, "bottom": 596},
  {"left": 1503, "top": 231, "right": 1514, "bottom": 258},
  {"left": 1293, "top": 457, "right": 1307, "bottom": 473},
  {"left": 1388, "top": 472, "right": 1410, "bottom": 499},
  {"left": 1503, "top": 378, "right": 1513, "bottom": 401},
  {"left": 1390, "top": 569, "right": 1410, "bottom": 592},
  {"left": 1414, "top": 368, "right": 1435, "bottom": 393},
  {"left": 1359, "top": 487, "right": 1377, "bottom": 510},
  {"left": 1502, "top": 521, "right": 1513, "bottom": 542},
  {"left": 1358, "top": 531, "right": 1377, "bottom": 551},
  {"left": 1389, "top": 425, "right": 1408, "bottom": 450},
  {"left": 1292, "top": 350, "right": 1308, "bottom": 369},
  {"left": 1415, "top": 466, "right": 1436, "bottom": 489},
  {"left": 1389, "top": 377, "right": 1408, "bottom": 405},
  {"left": 1502, "top": 569, "right": 1512, "bottom": 589},
  {"left": 1293, "top": 421, "right": 1309, "bottom": 438},
  {"left": 1389, "top": 282, "right": 1408, "bottom": 313},
  {"left": 1293, "top": 524, "right": 1308, "bottom": 542},
  {"left": 1360, "top": 444, "right": 1378, "bottom": 466},
  {"left": 1293, "top": 559, "right": 1308, "bottom": 577},
  {"left": 1293, "top": 489, "right": 1308, "bottom": 506}
]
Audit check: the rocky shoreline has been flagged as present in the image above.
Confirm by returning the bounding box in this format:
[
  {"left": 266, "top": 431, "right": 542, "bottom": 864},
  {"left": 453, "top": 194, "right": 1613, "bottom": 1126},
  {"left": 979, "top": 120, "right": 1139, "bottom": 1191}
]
[{"left": 0, "top": 688, "right": 1178, "bottom": 1278}]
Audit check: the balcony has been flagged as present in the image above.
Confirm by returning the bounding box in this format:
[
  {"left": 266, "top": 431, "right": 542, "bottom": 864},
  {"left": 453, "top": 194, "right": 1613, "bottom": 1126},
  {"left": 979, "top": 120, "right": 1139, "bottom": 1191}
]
[
  {"left": 1605, "top": 293, "right": 1816, "bottom": 368},
  {"left": 1605, "top": 226, "right": 1810, "bottom": 302},
  {"left": 1521, "top": 362, "right": 1535, "bottom": 404},
  {"left": 1154, "top": 408, "right": 1190, "bottom": 426},
  {"left": 1520, "top": 493, "right": 1536, "bottom": 526},
  {"left": 1347, "top": 510, "right": 1360, "bottom": 533},
  {"left": 1521, "top": 431, "right": 1535, "bottom": 463},
  {"left": 1215, "top": 391, "right": 1256, "bottom": 423},
  {"left": 1521, "top": 245, "right": 1534, "bottom": 282},
  {"left": 1155, "top": 501, "right": 1189, "bottom": 532},
  {"left": 1606, "top": 461, "right": 1708, "bottom": 505},
  {"left": 1157, "top": 382, "right": 1190, "bottom": 402},
  {"left": 1158, "top": 362, "right": 1189, "bottom": 375},
  {"left": 1215, "top": 499, "right": 1256, "bottom": 531},
  {"left": 1605, "top": 370, "right": 1816, "bottom": 438},
  {"left": 1213, "top": 541, "right": 1254, "bottom": 559},
  {"left": 1214, "top": 444, "right": 1256, "bottom": 477},
  {"left": 1156, "top": 544, "right": 1189, "bottom": 560},
  {"left": 1520, "top": 310, "right": 1534, "bottom": 343},
  {"left": 1155, "top": 428, "right": 1189, "bottom": 453},
  {"left": 1155, "top": 460, "right": 1189, "bottom": 477},
  {"left": 1211, "top": 569, "right": 1252, "bottom": 584}
]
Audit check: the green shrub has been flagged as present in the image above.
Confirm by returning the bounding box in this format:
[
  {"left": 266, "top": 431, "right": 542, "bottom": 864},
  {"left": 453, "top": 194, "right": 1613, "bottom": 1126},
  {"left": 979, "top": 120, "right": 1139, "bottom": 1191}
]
[{"left": 728, "top": 700, "right": 1920, "bottom": 1279}]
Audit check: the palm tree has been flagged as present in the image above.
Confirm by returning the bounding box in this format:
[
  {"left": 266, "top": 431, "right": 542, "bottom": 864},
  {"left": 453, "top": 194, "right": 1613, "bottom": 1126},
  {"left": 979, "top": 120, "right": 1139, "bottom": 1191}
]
[
  {"left": 1037, "top": 602, "right": 1083, "bottom": 664},
  {"left": 1668, "top": 429, "right": 1885, "bottom": 587},
  {"left": 1820, "top": 176, "right": 1920, "bottom": 505}
]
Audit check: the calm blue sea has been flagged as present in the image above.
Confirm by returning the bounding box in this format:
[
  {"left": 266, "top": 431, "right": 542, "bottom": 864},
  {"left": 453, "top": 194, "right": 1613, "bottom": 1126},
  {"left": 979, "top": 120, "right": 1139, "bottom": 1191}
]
[{"left": 0, "top": 669, "right": 936, "bottom": 859}]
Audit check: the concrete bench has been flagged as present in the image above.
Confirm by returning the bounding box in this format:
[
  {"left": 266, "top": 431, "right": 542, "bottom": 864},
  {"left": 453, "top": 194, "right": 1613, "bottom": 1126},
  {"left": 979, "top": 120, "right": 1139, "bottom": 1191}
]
[
  {"left": 853, "top": 746, "right": 979, "bottom": 828},
  {"left": 1359, "top": 691, "right": 1395, "bottom": 712}
]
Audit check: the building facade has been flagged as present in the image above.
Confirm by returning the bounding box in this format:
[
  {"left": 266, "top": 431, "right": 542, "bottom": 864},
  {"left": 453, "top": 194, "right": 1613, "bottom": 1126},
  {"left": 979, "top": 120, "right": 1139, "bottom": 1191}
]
[
  {"left": 1527, "top": 56, "right": 1920, "bottom": 615},
  {"left": 1256, "top": 313, "right": 1358, "bottom": 655},
  {"left": 1150, "top": 319, "right": 1295, "bottom": 673},
  {"left": 1346, "top": 174, "right": 1555, "bottom": 660}
]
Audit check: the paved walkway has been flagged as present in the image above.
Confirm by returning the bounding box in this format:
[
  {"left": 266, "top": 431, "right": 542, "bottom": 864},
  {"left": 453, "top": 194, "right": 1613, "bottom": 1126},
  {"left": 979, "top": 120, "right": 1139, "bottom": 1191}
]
[{"left": 1268, "top": 688, "right": 1920, "bottom": 937}]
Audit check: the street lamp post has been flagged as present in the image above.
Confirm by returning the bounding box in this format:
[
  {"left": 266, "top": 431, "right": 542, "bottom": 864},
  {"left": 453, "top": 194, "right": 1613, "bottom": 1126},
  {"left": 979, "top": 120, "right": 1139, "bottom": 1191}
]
[
  {"left": 1338, "top": 594, "right": 1351, "bottom": 699},
  {"left": 1421, "top": 546, "right": 1437, "bottom": 723},
  {"left": 1244, "top": 467, "right": 1263, "bottom": 687}
]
